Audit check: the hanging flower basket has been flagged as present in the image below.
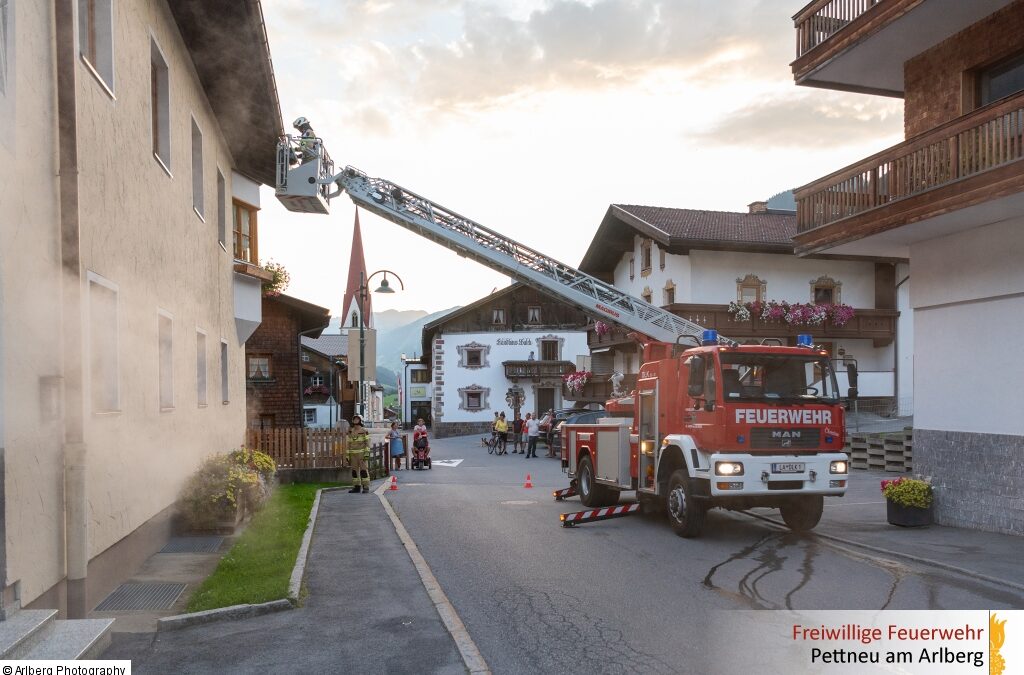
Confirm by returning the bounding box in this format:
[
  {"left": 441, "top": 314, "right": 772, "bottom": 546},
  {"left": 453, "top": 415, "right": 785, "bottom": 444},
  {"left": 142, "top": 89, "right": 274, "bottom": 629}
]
[
  {"left": 563, "top": 371, "right": 592, "bottom": 393},
  {"left": 726, "top": 300, "right": 856, "bottom": 328},
  {"left": 594, "top": 321, "right": 612, "bottom": 337}
]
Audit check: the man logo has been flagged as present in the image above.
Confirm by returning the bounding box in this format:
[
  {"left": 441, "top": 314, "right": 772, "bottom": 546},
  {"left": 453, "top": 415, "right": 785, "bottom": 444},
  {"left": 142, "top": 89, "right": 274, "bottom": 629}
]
[
  {"left": 992, "top": 613, "right": 1006, "bottom": 675},
  {"left": 770, "top": 430, "right": 802, "bottom": 439},
  {"left": 781, "top": 439, "right": 792, "bottom": 448}
]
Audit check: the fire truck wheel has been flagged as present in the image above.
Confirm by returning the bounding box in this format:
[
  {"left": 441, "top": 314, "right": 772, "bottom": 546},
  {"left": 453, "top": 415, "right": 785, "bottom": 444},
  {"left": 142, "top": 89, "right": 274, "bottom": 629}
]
[
  {"left": 667, "top": 469, "right": 705, "bottom": 538},
  {"left": 577, "top": 456, "right": 616, "bottom": 507},
  {"left": 779, "top": 495, "right": 824, "bottom": 531}
]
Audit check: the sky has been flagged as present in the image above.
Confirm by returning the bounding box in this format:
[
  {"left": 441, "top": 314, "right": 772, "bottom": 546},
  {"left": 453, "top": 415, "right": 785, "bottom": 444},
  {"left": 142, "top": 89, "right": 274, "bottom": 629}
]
[{"left": 258, "top": 0, "right": 904, "bottom": 317}]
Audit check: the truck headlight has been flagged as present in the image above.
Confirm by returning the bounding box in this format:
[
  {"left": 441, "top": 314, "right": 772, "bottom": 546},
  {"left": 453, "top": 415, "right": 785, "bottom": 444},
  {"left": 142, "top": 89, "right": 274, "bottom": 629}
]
[
  {"left": 715, "top": 461, "right": 744, "bottom": 476},
  {"left": 830, "top": 460, "right": 848, "bottom": 474}
]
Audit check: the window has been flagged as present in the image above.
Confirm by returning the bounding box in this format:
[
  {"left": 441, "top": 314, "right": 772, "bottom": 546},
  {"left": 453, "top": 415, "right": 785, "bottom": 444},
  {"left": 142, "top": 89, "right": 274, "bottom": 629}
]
[
  {"left": 641, "top": 240, "right": 652, "bottom": 274},
  {"left": 232, "top": 200, "right": 258, "bottom": 263},
  {"left": 258, "top": 414, "right": 275, "bottom": 429},
  {"left": 810, "top": 276, "right": 841, "bottom": 305},
  {"left": 79, "top": 0, "right": 113, "bottom": 91},
  {"left": 248, "top": 355, "right": 271, "bottom": 379},
  {"left": 196, "top": 330, "right": 207, "bottom": 406},
  {"left": 311, "top": 374, "right": 323, "bottom": 386},
  {"left": 457, "top": 342, "right": 489, "bottom": 369},
  {"left": 737, "top": 274, "right": 766, "bottom": 303},
  {"left": 304, "top": 409, "right": 317, "bottom": 425},
  {"left": 216, "top": 170, "right": 226, "bottom": 247},
  {"left": 629, "top": 255, "right": 635, "bottom": 280},
  {"left": 458, "top": 385, "right": 490, "bottom": 411},
  {"left": 642, "top": 288, "right": 652, "bottom": 304},
  {"left": 158, "top": 311, "right": 173, "bottom": 409},
  {"left": 979, "top": 52, "right": 1024, "bottom": 107},
  {"left": 302, "top": 353, "right": 310, "bottom": 362},
  {"left": 0, "top": 0, "right": 9, "bottom": 96},
  {"left": 540, "top": 339, "right": 558, "bottom": 361},
  {"left": 350, "top": 311, "right": 358, "bottom": 328},
  {"left": 492, "top": 308, "right": 505, "bottom": 325},
  {"left": 527, "top": 306, "right": 542, "bottom": 324},
  {"left": 220, "top": 340, "right": 229, "bottom": 403},
  {"left": 191, "top": 118, "right": 204, "bottom": 218},
  {"left": 151, "top": 39, "right": 170, "bottom": 170},
  {"left": 411, "top": 369, "right": 431, "bottom": 383},
  {"left": 664, "top": 283, "right": 675, "bottom": 305},
  {"left": 88, "top": 275, "right": 118, "bottom": 412}
]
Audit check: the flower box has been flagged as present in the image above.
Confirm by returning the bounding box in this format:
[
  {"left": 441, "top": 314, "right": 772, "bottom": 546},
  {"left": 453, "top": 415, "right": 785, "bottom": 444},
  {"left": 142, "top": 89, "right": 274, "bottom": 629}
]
[{"left": 886, "top": 500, "right": 933, "bottom": 527}]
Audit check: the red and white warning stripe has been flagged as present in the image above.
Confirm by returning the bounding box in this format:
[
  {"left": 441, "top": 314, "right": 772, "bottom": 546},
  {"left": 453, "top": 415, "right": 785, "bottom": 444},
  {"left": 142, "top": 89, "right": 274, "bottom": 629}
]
[{"left": 560, "top": 502, "right": 640, "bottom": 527}]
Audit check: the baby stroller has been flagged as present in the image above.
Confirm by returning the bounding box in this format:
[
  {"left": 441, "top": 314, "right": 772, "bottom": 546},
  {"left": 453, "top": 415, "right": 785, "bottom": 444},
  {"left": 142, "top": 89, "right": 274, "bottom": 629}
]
[{"left": 411, "top": 436, "right": 432, "bottom": 470}]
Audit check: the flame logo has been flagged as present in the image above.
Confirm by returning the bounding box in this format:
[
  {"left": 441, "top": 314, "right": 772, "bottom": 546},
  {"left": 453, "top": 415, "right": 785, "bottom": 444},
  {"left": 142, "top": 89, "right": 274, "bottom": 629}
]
[{"left": 991, "top": 613, "right": 1006, "bottom": 675}]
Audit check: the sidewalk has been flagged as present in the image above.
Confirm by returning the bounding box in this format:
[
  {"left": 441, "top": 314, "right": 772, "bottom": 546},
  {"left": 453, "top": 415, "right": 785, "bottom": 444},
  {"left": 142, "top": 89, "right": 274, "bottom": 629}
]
[
  {"left": 751, "top": 470, "right": 1024, "bottom": 591},
  {"left": 102, "top": 486, "right": 465, "bottom": 674}
]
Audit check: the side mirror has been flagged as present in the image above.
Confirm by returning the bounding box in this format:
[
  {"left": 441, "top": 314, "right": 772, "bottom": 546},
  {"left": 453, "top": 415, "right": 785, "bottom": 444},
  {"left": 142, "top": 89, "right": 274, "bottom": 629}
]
[
  {"left": 687, "top": 356, "right": 705, "bottom": 397},
  {"left": 846, "top": 363, "right": 859, "bottom": 388},
  {"left": 847, "top": 386, "right": 859, "bottom": 401}
]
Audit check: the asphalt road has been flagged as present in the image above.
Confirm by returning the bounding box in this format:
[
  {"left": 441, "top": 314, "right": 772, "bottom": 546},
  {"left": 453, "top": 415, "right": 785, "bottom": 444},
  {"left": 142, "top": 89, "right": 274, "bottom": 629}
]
[{"left": 391, "top": 434, "right": 1024, "bottom": 675}]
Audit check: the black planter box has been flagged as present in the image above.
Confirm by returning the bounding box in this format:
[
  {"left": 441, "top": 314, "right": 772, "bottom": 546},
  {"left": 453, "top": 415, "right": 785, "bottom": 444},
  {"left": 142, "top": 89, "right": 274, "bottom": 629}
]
[{"left": 886, "top": 500, "right": 933, "bottom": 527}]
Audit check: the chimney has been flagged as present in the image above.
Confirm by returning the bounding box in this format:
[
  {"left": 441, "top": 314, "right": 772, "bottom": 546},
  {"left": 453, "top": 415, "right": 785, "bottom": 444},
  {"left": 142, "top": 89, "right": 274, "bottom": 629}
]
[{"left": 748, "top": 201, "right": 768, "bottom": 214}]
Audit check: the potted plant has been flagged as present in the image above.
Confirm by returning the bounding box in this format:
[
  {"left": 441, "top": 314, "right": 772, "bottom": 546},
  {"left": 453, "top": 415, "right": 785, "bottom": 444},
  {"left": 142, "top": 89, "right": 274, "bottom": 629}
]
[{"left": 881, "top": 477, "right": 934, "bottom": 527}]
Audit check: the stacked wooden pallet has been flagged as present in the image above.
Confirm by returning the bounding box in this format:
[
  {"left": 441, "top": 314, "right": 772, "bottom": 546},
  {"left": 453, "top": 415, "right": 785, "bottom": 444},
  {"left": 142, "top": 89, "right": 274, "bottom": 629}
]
[
  {"left": 884, "top": 434, "right": 906, "bottom": 472},
  {"left": 867, "top": 436, "right": 886, "bottom": 470},
  {"left": 902, "top": 428, "right": 913, "bottom": 472}
]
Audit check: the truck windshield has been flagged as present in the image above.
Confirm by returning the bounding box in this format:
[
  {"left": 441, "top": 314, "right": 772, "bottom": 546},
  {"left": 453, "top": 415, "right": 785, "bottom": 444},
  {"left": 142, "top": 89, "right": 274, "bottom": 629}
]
[{"left": 719, "top": 353, "right": 839, "bottom": 403}]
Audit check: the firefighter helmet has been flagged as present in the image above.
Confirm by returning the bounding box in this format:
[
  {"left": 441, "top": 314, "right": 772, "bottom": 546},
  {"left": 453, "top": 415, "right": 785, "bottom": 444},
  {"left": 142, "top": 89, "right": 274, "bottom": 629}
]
[{"left": 293, "top": 116, "right": 311, "bottom": 131}]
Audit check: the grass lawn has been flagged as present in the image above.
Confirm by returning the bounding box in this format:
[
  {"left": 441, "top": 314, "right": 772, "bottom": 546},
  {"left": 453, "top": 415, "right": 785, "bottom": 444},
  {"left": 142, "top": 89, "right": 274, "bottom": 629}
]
[{"left": 186, "top": 482, "right": 342, "bottom": 612}]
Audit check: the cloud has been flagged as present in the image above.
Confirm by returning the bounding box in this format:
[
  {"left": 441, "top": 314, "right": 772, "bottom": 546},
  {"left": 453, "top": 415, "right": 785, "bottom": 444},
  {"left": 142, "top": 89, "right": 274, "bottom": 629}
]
[{"left": 693, "top": 93, "right": 904, "bottom": 148}]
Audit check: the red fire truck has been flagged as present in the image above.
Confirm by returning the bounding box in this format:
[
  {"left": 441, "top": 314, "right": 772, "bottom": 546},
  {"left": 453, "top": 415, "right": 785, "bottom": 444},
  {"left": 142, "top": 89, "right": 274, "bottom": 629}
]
[{"left": 274, "top": 131, "right": 851, "bottom": 537}]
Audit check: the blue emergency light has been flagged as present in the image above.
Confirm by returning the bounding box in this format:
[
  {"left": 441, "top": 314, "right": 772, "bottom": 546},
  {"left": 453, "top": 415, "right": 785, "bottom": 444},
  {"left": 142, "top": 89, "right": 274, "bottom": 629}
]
[
  {"left": 796, "top": 334, "right": 814, "bottom": 348},
  {"left": 701, "top": 329, "right": 718, "bottom": 346}
]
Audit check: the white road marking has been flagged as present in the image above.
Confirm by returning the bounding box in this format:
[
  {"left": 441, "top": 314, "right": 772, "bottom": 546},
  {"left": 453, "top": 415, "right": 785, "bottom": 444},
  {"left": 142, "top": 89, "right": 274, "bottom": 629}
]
[
  {"left": 376, "top": 483, "right": 490, "bottom": 674},
  {"left": 499, "top": 500, "right": 537, "bottom": 505},
  {"left": 432, "top": 459, "right": 464, "bottom": 467}
]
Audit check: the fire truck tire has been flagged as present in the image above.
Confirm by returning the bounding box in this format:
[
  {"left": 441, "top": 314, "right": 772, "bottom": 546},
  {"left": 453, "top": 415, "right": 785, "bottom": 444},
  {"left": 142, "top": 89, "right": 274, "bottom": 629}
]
[
  {"left": 577, "top": 456, "right": 616, "bottom": 507},
  {"left": 779, "top": 495, "right": 824, "bottom": 531},
  {"left": 667, "top": 469, "right": 705, "bottom": 538}
]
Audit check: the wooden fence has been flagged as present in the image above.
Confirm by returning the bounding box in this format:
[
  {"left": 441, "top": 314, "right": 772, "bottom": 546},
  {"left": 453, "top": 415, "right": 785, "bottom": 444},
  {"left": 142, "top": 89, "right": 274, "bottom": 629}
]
[{"left": 246, "top": 428, "right": 396, "bottom": 478}]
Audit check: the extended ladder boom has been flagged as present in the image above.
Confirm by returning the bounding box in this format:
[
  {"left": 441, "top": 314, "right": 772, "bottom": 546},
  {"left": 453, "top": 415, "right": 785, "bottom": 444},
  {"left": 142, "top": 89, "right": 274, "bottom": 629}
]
[{"left": 331, "top": 166, "right": 732, "bottom": 346}]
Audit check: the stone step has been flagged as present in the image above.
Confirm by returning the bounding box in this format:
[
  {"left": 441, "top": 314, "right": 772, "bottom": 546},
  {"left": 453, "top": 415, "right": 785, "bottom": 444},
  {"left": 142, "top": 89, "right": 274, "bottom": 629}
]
[
  {"left": 23, "top": 619, "right": 115, "bottom": 661},
  {"left": 0, "top": 609, "right": 58, "bottom": 659}
]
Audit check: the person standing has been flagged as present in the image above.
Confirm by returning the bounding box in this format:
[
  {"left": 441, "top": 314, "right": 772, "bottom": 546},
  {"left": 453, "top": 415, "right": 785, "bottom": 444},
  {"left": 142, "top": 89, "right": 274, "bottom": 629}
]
[
  {"left": 526, "top": 413, "right": 541, "bottom": 458},
  {"left": 387, "top": 421, "right": 404, "bottom": 471},
  {"left": 494, "top": 412, "right": 509, "bottom": 455},
  {"left": 512, "top": 413, "right": 524, "bottom": 454},
  {"left": 347, "top": 416, "right": 371, "bottom": 493}
]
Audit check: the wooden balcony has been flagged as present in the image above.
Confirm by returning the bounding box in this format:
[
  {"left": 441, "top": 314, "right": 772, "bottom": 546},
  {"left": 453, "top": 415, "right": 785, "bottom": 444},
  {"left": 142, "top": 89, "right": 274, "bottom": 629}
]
[
  {"left": 562, "top": 373, "right": 639, "bottom": 404},
  {"left": 587, "top": 323, "right": 635, "bottom": 351},
  {"left": 792, "top": 0, "right": 1010, "bottom": 96},
  {"left": 503, "top": 360, "right": 576, "bottom": 381},
  {"left": 794, "top": 91, "right": 1024, "bottom": 254},
  {"left": 666, "top": 303, "right": 897, "bottom": 346}
]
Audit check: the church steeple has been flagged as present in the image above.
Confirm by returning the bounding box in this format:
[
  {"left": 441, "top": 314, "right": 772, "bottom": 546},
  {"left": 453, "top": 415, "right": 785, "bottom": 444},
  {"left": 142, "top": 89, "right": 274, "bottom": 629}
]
[{"left": 341, "top": 210, "right": 372, "bottom": 329}]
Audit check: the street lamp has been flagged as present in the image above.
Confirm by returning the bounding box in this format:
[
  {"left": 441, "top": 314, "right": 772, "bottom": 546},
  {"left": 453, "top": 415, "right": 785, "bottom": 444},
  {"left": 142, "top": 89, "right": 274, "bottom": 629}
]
[{"left": 357, "top": 269, "right": 404, "bottom": 420}]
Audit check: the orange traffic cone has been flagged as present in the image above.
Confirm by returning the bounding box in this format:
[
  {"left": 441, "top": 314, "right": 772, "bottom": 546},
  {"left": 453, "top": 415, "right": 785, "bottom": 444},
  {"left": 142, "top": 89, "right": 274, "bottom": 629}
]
[
  {"left": 523, "top": 474, "right": 534, "bottom": 489},
  {"left": 389, "top": 475, "right": 398, "bottom": 491}
]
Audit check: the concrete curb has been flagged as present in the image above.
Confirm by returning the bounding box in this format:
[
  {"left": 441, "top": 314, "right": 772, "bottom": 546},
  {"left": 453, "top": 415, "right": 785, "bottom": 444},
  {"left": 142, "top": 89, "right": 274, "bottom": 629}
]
[
  {"left": 157, "top": 599, "right": 293, "bottom": 631},
  {"left": 376, "top": 481, "right": 491, "bottom": 674},
  {"left": 158, "top": 485, "right": 349, "bottom": 632},
  {"left": 743, "top": 511, "right": 1024, "bottom": 594}
]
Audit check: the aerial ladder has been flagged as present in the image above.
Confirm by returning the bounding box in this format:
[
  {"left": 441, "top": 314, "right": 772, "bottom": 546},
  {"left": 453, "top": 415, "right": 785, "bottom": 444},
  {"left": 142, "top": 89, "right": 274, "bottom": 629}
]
[{"left": 275, "top": 134, "right": 736, "bottom": 348}]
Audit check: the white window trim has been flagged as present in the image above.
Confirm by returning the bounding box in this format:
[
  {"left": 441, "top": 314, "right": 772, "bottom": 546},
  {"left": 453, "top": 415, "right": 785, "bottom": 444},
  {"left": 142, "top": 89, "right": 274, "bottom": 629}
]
[
  {"left": 80, "top": 54, "right": 116, "bottom": 100},
  {"left": 196, "top": 327, "right": 208, "bottom": 408},
  {"left": 220, "top": 338, "right": 230, "bottom": 404},
  {"left": 78, "top": 0, "right": 115, "bottom": 95},
  {"left": 87, "top": 271, "right": 120, "bottom": 414},
  {"left": 150, "top": 33, "right": 171, "bottom": 175},
  {"left": 191, "top": 115, "right": 205, "bottom": 221}
]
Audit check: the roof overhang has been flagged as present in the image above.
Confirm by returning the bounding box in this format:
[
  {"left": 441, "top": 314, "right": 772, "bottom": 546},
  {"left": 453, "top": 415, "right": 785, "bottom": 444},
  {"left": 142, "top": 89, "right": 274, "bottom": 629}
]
[
  {"left": 167, "top": 0, "right": 283, "bottom": 186},
  {"left": 266, "top": 293, "right": 331, "bottom": 336}
]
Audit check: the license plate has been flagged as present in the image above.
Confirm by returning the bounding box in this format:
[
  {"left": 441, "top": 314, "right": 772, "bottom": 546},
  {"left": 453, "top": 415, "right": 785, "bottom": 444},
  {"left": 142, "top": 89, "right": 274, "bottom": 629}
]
[{"left": 772, "top": 462, "right": 805, "bottom": 474}]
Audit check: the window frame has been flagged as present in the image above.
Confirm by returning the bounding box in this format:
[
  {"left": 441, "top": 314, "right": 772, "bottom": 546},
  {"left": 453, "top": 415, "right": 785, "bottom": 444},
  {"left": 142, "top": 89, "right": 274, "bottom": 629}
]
[
  {"left": 809, "top": 275, "right": 841, "bottom": 305},
  {"left": 977, "top": 50, "right": 1024, "bottom": 108},
  {"left": 191, "top": 116, "right": 204, "bottom": 220},
  {"left": 465, "top": 349, "right": 483, "bottom": 368},
  {"left": 736, "top": 274, "right": 766, "bottom": 304},
  {"left": 232, "top": 199, "right": 259, "bottom": 263},
  {"left": 411, "top": 369, "right": 431, "bottom": 384},
  {"left": 79, "top": 0, "right": 114, "bottom": 95},
  {"left": 196, "top": 328, "right": 207, "bottom": 407},
  {"left": 216, "top": 169, "right": 227, "bottom": 249},
  {"left": 87, "top": 272, "right": 120, "bottom": 414},
  {"left": 158, "top": 309, "right": 174, "bottom": 411},
  {"left": 663, "top": 282, "right": 676, "bottom": 306},
  {"left": 247, "top": 354, "right": 272, "bottom": 380},
  {"left": 220, "top": 339, "right": 229, "bottom": 404},
  {"left": 640, "top": 239, "right": 652, "bottom": 275},
  {"left": 527, "top": 306, "right": 542, "bottom": 325},
  {"left": 539, "top": 339, "right": 559, "bottom": 361},
  {"left": 491, "top": 308, "right": 506, "bottom": 325}
]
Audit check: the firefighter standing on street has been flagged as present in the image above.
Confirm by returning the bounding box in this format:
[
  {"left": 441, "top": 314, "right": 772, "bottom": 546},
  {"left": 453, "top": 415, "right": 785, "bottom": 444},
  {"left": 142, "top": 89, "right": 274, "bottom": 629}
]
[{"left": 348, "top": 416, "right": 371, "bottom": 493}]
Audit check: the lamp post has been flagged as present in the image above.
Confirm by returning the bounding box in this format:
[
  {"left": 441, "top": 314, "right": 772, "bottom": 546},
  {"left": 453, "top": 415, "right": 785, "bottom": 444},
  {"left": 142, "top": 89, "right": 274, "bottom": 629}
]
[{"left": 357, "top": 269, "right": 405, "bottom": 421}]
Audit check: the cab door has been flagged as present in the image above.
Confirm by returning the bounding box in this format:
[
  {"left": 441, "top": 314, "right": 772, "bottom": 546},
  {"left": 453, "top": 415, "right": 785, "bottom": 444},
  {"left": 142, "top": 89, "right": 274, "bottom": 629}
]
[
  {"left": 683, "top": 353, "right": 723, "bottom": 446},
  {"left": 636, "top": 377, "right": 658, "bottom": 493}
]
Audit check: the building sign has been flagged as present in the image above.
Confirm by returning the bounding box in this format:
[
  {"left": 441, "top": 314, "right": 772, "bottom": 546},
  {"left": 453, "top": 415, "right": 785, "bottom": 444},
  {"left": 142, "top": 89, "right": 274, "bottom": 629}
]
[
  {"left": 497, "top": 338, "right": 533, "bottom": 346},
  {"left": 410, "top": 386, "right": 427, "bottom": 398}
]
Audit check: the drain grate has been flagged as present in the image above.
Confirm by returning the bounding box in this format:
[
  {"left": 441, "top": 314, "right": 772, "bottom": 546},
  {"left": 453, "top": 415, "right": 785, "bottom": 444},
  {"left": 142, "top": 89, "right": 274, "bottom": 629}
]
[
  {"left": 160, "top": 536, "right": 223, "bottom": 554},
  {"left": 95, "top": 582, "right": 186, "bottom": 611}
]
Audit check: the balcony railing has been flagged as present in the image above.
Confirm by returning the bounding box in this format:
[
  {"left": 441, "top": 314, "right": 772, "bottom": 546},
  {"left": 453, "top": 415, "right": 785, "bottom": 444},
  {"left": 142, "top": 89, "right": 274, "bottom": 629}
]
[
  {"left": 795, "top": 0, "right": 882, "bottom": 58},
  {"left": 796, "top": 92, "right": 1024, "bottom": 233},
  {"left": 503, "top": 360, "right": 576, "bottom": 380},
  {"left": 587, "top": 323, "right": 635, "bottom": 351},
  {"left": 666, "top": 303, "right": 897, "bottom": 345},
  {"left": 562, "top": 373, "right": 639, "bottom": 403}
]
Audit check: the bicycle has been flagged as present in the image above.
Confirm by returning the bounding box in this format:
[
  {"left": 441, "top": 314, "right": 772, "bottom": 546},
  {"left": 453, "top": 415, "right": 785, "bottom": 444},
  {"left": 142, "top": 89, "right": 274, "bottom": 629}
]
[{"left": 485, "top": 431, "right": 499, "bottom": 454}]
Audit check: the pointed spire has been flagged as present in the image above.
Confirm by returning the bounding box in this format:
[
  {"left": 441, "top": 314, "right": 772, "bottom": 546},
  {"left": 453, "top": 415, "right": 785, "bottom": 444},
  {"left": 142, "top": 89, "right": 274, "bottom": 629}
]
[{"left": 342, "top": 209, "right": 372, "bottom": 329}]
